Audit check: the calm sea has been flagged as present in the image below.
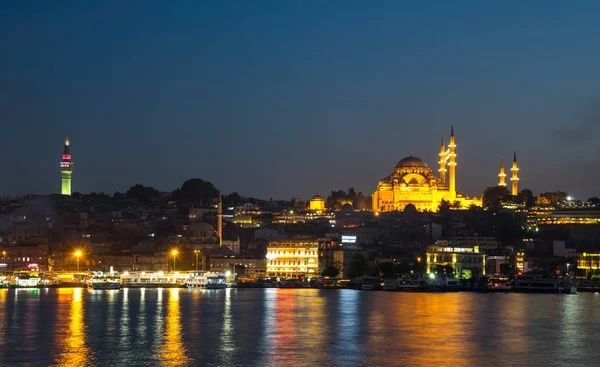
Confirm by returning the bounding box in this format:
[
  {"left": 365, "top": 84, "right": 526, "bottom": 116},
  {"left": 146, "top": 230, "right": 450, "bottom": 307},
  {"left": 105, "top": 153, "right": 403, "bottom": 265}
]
[{"left": 0, "top": 288, "right": 599, "bottom": 366}]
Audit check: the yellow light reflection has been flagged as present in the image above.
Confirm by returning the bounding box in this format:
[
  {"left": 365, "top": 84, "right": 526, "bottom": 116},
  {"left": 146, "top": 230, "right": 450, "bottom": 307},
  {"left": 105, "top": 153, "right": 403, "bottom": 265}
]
[
  {"left": 159, "top": 288, "right": 190, "bottom": 366},
  {"left": 0, "top": 290, "right": 6, "bottom": 346},
  {"left": 56, "top": 288, "right": 93, "bottom": 366}
]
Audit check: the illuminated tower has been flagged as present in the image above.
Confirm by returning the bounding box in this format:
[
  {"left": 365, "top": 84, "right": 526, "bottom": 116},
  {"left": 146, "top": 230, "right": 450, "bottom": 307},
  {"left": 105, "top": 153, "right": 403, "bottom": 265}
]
[
  {"left": 217, "top": 192, "right": 223, "bottom": 247},
  {"left": 448, "top": 126, "right": 456, "bottom": 198},
  {"left": 498, "top": 159, "right": 506, "bottom": 187},
  {"left": 438, "top": 136, "right": 447, "bottom": 184},
  {"left": 511, "top": 151, "right": 519, "bottom": 196},
  {"left": 60, "top": 137, "right": 73, "bottom": 196}
]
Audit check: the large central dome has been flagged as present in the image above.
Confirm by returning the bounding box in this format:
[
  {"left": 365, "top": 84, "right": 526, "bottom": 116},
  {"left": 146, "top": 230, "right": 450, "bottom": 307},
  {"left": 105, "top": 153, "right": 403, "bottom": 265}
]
[{"left": 395, "top": 154, "right": 429, "bottom": 169}]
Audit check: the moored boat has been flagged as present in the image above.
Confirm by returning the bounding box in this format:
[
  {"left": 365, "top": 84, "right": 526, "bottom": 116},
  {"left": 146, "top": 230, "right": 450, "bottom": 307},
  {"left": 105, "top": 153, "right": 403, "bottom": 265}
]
[
  {"left": 475, "top": 275, "right": 512, "bottom": 292},
  {"left": 512, "top": 275, "right": 563, "bottom": 293},
  {"left": 185, "top": 272, "right": 227, "bottom": 289},
  {"left": 86, "top": 274, "right": 121, "bottom": 290}
]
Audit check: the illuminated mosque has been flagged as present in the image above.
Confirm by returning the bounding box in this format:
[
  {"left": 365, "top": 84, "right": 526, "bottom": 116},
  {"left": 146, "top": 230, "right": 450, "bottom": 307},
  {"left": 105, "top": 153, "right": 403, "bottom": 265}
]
[{"left": 372, "top": 126, "right": 486, "bottom": 212}]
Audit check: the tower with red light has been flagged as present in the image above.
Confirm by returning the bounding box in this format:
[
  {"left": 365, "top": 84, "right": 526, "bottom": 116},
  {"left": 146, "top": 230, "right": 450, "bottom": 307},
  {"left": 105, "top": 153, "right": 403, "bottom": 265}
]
[{"left": 60, "top": 137, "right": 73, "bottom": 195}]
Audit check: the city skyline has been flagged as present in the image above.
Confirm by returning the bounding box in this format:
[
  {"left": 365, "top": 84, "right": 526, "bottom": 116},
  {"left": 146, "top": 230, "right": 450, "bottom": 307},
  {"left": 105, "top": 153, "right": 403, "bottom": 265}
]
[{"left": 2, "top": 2, "right": 600, "bottom": 199}]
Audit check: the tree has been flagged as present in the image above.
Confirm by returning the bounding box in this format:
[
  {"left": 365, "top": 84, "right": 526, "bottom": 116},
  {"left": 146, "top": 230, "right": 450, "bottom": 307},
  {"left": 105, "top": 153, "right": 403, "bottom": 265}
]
[
  {"left": 517, "top": 189, "right": 535, "bottom": 207},
  {"left": 451, "top": 200, "right": 462, "bottom": 209},
  {"left": 587, "top": 197, "right": 600, "bottom": 205},
  {"left": 482, "top": 186, "right": 510, "bottom": 208},
  {"left": 438, "top": 199, "right": 451, "bottom": 212},
  {"left": 348, "top": 253, "right": 368, "bottom": 278},
  {"left": 348, "top": 188, "right": 357, "bottom": 201},
  {"left": 172, "top": 178, "right": 219, "bottom": 205},
  {"left": 126, "top": 184, "right": 160, "bottom": 202},
  {"left": 537, "top": 191, "right": 568, "bottom": 205},
  {"left": 353, "top": 192, "right": 367, "bottom": 211},
  {"left": 326, "top": 190, "right": 349, "bottom": 210},
  {"left": 224, "top": 192, "right": 243, "bottom": 206},
  {"left": 321, "top": 266, "right": 340, "bottom": 277}
]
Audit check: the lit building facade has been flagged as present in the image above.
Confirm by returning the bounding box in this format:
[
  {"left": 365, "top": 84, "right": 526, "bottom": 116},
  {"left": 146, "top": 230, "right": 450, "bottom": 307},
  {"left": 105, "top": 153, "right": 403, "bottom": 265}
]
[
  {"left": 578, "top": 253, "right": 600, "bottom": 277},
  {"left": 426, "top": 242, "right": 486, "bottom": 275},
  {"left": 372, "top": 126, "right": 482, "bottom": 212},
  {"left": 515, "top": 250, "right": 525, "bottom": 275},
  {"left": 60, "top": 137, "right": 73, "bottom": 196},
  {"left": 266, "top": 240, "right": 319, "bottom": 278},
  {"left": 309, "top": 195, "right": 326, "bottom": 211}
]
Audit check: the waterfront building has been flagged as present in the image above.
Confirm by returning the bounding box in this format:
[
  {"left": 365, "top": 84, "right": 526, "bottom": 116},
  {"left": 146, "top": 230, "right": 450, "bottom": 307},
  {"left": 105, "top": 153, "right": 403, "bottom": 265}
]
[
  {"left": 309, "top": 195, "right": 326, "bottom": 211},
  {"left": 266, "top": 240, "right": 319, "bottom": 278},
  {"left": 59, "top": 137, "right": 73, "bottom": 196},
  {"left": 449, "top": 236, "right": 498, "bottom": 253},
  {"left": 318, "top": 236, "right": 365, "bottom": 278},
  {"left": 0, "top": 244, "right": 49, "bottom": 271},
  {"left": 577, "top": 252, "right": 600, "bottom": 277},
  {"left": 426, "top": 242, "right": 486, "bottom": 276},
  {"left": 536, "top": 207, "right": 600, "bottom": 226},
  {"left": 372, "top": 126, "right": 482, "bottom": 212},
  {"left": 515, "top": 250, "right": 526, "bottom": 275}
]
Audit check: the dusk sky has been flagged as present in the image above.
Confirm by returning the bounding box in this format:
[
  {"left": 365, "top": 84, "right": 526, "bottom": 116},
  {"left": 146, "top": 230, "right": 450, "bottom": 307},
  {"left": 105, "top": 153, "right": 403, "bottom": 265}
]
[{"left": 1, "top": 1, "right": 599, "bottom": 200}]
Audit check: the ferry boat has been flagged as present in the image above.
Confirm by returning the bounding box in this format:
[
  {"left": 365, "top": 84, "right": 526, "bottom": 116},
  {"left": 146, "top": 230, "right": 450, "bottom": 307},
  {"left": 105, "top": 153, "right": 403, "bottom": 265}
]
[
  {"left": 427, "top": 274, "right": 462, "bottom": 291},
  {"left": 575, "top": 279, "right": 600, "bottom": 292},
  {"left": 120, "top": 271, "right": 187, "bottom": 288},
  {"left": 185, "top": 273, "right": 227, "bottom": 289},
  {"left": 86, "top": 274, "right": 121, "bottom": 290},
  {"left": 475, "top": 275, "right": 512, "bottom": 292},
  {"left": 512, "top": 275, "right": 563, "bottom": 293},
  {"left": 397, "top": 275, "right": 427, "bottom": 291}
]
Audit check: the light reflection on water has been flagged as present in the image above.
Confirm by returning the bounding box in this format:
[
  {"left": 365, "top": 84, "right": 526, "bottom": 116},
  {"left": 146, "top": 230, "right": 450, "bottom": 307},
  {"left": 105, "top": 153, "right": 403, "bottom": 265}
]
[
  {"left": 0, "top": 289, "right": 600, "bottom": 366},
  {"left": 55, "top": 288, "right": 93, "bottom": 366}
]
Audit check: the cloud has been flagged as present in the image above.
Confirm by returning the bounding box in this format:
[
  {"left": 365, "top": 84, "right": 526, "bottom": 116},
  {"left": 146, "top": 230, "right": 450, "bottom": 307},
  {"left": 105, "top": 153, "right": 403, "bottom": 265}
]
[{"left": 551, "top": 103, "right": 600, "bottom": 145}]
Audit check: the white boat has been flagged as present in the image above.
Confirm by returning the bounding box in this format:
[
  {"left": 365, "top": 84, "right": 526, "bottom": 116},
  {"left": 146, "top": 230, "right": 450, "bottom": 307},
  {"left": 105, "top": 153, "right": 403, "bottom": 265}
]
[
  {"left": 87, "top": 275, "right": 121, "bottom": 290},
  {"left": 120, "top": 271, "right": 187, "bottom": 288},
  {"left": 185, "top": 273, "right": 227, "bottom": 289}
]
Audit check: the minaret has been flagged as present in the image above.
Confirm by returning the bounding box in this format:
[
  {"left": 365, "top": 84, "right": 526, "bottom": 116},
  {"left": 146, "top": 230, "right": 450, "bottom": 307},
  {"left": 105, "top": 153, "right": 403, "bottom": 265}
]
[
  {"left": 438, "top": 135, "right": 447, "bottom": 184},
  {"left": 511, "top": 151, "right": 519, "bottom": 196},
  {"left": 60, "top": 137, "right": 73, "bottom": 195},
  {"left": 217, "top": 192, "right": 223, "bottom": 247},
  {"left": 448, "top": 126, "right": 457, "bottom": 198},
  {"left": 498, "top": 159, "right": 507, "bottom": 187}
]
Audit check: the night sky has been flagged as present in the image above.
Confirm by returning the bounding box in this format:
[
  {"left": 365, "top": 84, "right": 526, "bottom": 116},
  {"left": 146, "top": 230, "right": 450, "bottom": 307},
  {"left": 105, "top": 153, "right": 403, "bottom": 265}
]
[{"left": 1, "top": 1, "right": 599, "bottom": 200}]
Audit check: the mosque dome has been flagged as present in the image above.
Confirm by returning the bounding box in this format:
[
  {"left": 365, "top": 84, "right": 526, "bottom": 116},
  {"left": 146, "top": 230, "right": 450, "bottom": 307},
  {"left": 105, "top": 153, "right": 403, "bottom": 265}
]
[
  {"left": 311, "top": 195, "right": 324, "bottom": 201},
  {"left": 395, "top": 154, "right": 429, "bottom": 169}
]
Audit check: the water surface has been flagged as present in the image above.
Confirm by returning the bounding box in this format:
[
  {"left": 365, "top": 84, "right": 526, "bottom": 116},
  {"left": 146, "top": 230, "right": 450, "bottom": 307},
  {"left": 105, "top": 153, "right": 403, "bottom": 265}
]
[{"left": 0, "top": 288, "right": 599, "bottom": 366}]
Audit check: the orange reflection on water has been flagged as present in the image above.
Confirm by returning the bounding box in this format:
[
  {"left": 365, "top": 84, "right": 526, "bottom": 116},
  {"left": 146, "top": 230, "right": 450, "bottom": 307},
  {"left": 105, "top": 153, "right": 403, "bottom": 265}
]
[
  {"left": 0, "top": 290, "right": 6, "bottom": 347},
  {"left": 159, "top": 288, "right": 190, "bottom": 366},
  {"left": 55, "top": 288, "right": 93, "bottom": 366},
  {"left": 387, "top": 293, "right": 476, "bottom": 366}
]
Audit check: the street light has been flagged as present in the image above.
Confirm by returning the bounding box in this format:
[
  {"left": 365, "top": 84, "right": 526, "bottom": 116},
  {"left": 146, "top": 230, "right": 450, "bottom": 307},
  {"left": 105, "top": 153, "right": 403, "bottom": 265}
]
[
  {"left": 566, "top": 263, "right": 570, "bottom": 276},
  {"left": 171, "top": 249, "right": 178, "bottom": 272},
  {"left": 2, "top": 250, "right": 5, "bottom": 262},
  {"left": 74, "top": 250, "right": 82, "bottom": 272},
  {"left": 194, "top": 250, "right": 200, "bottom": 271}
]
